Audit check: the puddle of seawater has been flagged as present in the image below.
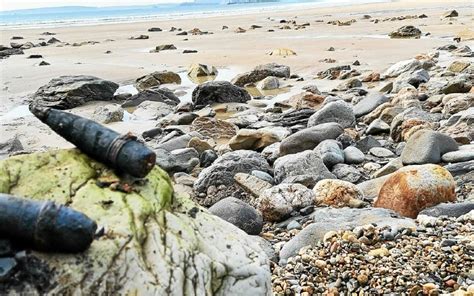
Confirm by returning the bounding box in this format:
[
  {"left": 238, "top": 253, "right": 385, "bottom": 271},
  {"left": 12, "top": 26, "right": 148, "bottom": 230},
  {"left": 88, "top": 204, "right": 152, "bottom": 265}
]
[
  {"left": 116, "top": 84, "right": 139, "bottom": 95},
  {"left": 0, "top": 105, "right": 32, "bottom": 122},
  {"left": 245, "top": 86, "right": 291, "bottom": 98}
]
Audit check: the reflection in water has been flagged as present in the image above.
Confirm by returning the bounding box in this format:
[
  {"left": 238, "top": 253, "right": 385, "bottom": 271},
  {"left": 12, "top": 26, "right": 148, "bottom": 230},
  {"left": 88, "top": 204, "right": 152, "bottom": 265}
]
[
  {"left": 0, "top": 105, "right": 32, "bottom": 121},
  {"left": 187, "top": 74, "right": 217, "bottom": 85},
  {"left": 245, "top": 86, "right": 291, "bottom": 98}
]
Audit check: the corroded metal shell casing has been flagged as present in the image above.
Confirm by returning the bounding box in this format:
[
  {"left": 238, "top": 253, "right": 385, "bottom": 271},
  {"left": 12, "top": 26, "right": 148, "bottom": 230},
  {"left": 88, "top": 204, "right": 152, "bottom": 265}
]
[
  {"left": 0, "top": 194, "right": 97, "bottom": 253},
  {"left": 30, "top": 105, "right": 156, "bottom": 178}
]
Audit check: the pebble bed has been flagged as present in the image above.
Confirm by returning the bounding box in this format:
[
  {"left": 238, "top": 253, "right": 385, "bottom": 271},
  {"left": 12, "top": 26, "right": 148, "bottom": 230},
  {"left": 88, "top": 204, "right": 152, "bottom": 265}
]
[{"left": 271, "top": 214, "right": 474, "bottom": 295}]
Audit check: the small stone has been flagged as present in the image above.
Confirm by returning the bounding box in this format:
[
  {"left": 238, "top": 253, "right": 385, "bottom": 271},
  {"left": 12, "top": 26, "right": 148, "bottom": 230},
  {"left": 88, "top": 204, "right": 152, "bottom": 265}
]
[
  {"left": 357, "top": 274, "right": 368, "bottom": 285},
  {"left": 287, "top": 220, "right": 302, "bottom": 230},
  {"left": 422, "top": 283, "right": 438, "bottom": 294},
  {"left": 323, "top": 231, "right": 338, "bottom": 242},
  {"left": 368, "top": 247, "right": 389, "bottom": 257},
  {"left": 344, "top": 146, "right": 365, "bottom": 164},
  {"left": 369, "top": 147, "right": 394, "bottom": 158}
]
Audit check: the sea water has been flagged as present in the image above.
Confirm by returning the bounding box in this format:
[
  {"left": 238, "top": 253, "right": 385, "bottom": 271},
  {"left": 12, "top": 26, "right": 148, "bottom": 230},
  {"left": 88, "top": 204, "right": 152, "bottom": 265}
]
[{"left": 0, "top": 0, "right": 389, "bottom": 29}]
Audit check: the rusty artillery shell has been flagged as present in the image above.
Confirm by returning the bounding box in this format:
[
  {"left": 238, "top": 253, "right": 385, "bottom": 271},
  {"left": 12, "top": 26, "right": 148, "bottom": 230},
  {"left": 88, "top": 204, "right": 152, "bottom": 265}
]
[
  {"left": 0, "top": 194, "right": 97, "bottom": 253},
  {"left": 30, "top": 105, "right": 156, "bottom": 178}
]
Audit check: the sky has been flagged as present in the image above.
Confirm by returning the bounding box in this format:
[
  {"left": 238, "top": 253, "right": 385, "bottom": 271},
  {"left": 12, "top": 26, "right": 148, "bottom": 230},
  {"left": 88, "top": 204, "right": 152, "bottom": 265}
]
[{"left": 0, "top": 0, "right": 186, "bottom": 11}]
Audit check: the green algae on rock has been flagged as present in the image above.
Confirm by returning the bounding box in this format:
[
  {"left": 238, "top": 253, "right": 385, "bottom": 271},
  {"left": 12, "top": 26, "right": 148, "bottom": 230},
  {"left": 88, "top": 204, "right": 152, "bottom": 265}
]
[{"left": 0, "top": 149, "right": 271, "bottom": 295}]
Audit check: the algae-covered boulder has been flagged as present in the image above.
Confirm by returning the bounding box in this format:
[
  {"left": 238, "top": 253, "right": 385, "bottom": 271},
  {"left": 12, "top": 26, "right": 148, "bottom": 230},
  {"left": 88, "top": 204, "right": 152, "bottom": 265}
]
[{"left": 0, "top": 149, "right": 271, "bottom": 295}]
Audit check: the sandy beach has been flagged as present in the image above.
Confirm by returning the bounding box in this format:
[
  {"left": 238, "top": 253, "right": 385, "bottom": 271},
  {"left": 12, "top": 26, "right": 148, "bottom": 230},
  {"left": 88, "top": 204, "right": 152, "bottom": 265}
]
[
  {"left": 1, "top": 0, "right": 473, "bottom": 149},
  {"left": 1, "top": 0, "right": 472, "bottom": 97}
]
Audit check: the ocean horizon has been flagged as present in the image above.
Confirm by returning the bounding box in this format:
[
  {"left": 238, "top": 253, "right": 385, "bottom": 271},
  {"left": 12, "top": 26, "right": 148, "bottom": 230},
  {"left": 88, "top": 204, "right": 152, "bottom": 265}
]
[{"left": 0, "top": 0, "right": 389, "bottom": 29}]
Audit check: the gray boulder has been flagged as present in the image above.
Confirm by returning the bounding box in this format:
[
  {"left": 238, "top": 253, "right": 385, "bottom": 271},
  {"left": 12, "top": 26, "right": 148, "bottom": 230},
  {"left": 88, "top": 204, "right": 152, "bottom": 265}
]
[
  {"left": 155, "top": 148, "right": 200, "bottom": 174},
  {"left": 209, "top": 197, "right": 263, "bottom": 235},
  {"left": 353, "top": 93, "right": 389, "bottom": 117},
  {"left": 314, "top": 140, "right": 344, "bottom": 168},
  {"left": 392, "top": 69, "right": 430, "bottom": 93},
  {"left": 331, "top": 163, "right": 363, "bottom": 183},
  {"left": 383, "top": 59, "right": 422, "bottom": 78},
  {"left": 307, "top": 100, "right": 355, "bottom": 128},
  {"left": 279, "top": 207, "right": 415, "bottom": 262},
  {"left": 343, "top": 146, "right": 365, "bottom": 164},
  {"left": 257, "top": 76, "right": 279, "bottom": 90},
  {"left": 366, "top": 118, "right": 390, "bottom": 135},
  {"left": 31, "top": 75, "right": 119, "bottom": 109},
  {"left": 279, "top": 123, "right": 344, "bottom": 156},
  {"left": 401, "top": 130, "right": 459, "bottom": 165},
  {"left": 232, "top": 63, "right": 290, "bottom": 86},
  {"left": 419, "top": 202, "right": 474, "bottom": 218},
  {"left": 194, "top": 150, "right": 271, "bottom": 193},
  {"left": 257, "top": 183, "right": 314, "bottom": 222},
  {"left": 192, "top": 81, "right": 251, "bottom": 108},
  {"left": 274, "top": 150, "right": 335, "bottom": 186}
]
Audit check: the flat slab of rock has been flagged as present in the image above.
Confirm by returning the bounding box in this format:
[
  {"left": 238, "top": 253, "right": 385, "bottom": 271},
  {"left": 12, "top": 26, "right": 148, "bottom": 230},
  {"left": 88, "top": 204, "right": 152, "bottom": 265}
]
[
  {"left": 279, "top": 123, "right": 344, "bottom": 156},
  {"left": 353, "top": 93, "right": 389, "bottom": 117},
  {"left": 0, "top": 149, "right": 271, "bottom": 294},
  {"left": 441, "top": 149, "right": 474, "bottom": 163},
  {"left": 279, "top": 207, "right": 415, "bottom": 262},
  {"left": 122, "top": 88, "right": 180, "bottom": 108},
  {"left": 234, "top": 173, "right": 272, "bottom": 198},
  {"left": 419, "top": 202, "right": 474, "bottom": 218},
  {"left": 232, "top": 63, "right": 290, "bottom": 86},
  {"left": 401, "top": 129, "right": 458, "bottom": 165},
  {"left": 31, "top": 75, "right": 119, "bottom": 109},
  {"left": 274, "top": 150, "right": 335, "bottom": 187}
]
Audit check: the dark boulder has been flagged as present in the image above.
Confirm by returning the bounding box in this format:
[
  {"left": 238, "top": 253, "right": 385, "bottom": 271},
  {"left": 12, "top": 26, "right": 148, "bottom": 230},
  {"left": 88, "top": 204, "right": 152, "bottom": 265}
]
[
  {"left": 192, "top": 81, "right": 251, "bottom": 109},
  {"left": 31, "top": 75, "right": 119, "bottom": 109}
]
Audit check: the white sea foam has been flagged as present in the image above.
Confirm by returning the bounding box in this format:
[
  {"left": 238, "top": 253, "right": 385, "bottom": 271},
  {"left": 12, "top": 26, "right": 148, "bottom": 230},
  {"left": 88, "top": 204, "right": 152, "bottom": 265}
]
[{"left": 0, "top": 0, "right": 390, "bottom": 30}]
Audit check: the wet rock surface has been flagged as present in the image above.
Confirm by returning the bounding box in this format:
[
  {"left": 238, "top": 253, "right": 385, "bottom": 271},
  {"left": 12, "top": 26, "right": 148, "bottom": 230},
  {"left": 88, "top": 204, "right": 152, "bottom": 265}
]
[
  {"left": 192, "top": 81, "right": 251, "bottom": 108},
  {"left": 31, "top": 75, "right": 119, "bottom": 109},
  {"left": 0, "top": 150, "right": 271, "bottom": 294}
]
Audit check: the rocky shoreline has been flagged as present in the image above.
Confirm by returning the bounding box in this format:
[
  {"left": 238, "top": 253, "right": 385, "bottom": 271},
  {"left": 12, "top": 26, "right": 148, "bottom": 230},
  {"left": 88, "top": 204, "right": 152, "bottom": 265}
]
[{"left": 0, "top": 5, "right": 473, "bottom": 296}]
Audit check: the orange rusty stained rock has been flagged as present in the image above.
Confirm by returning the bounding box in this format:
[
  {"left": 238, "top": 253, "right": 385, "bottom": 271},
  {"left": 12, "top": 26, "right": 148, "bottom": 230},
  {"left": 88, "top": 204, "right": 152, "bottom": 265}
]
[{"left": 374, "top": 165, "right": 456, "bottom": 218}]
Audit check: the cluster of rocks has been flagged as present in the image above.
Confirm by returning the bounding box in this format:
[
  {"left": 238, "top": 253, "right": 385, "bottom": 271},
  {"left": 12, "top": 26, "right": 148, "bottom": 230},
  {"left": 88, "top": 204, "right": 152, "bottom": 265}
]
[
  {"left": 16, "top": 21, "right": 474, "bottom": 292},
  {"left": 0, "top": 34, "right": 61, "bottom": 59}
]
